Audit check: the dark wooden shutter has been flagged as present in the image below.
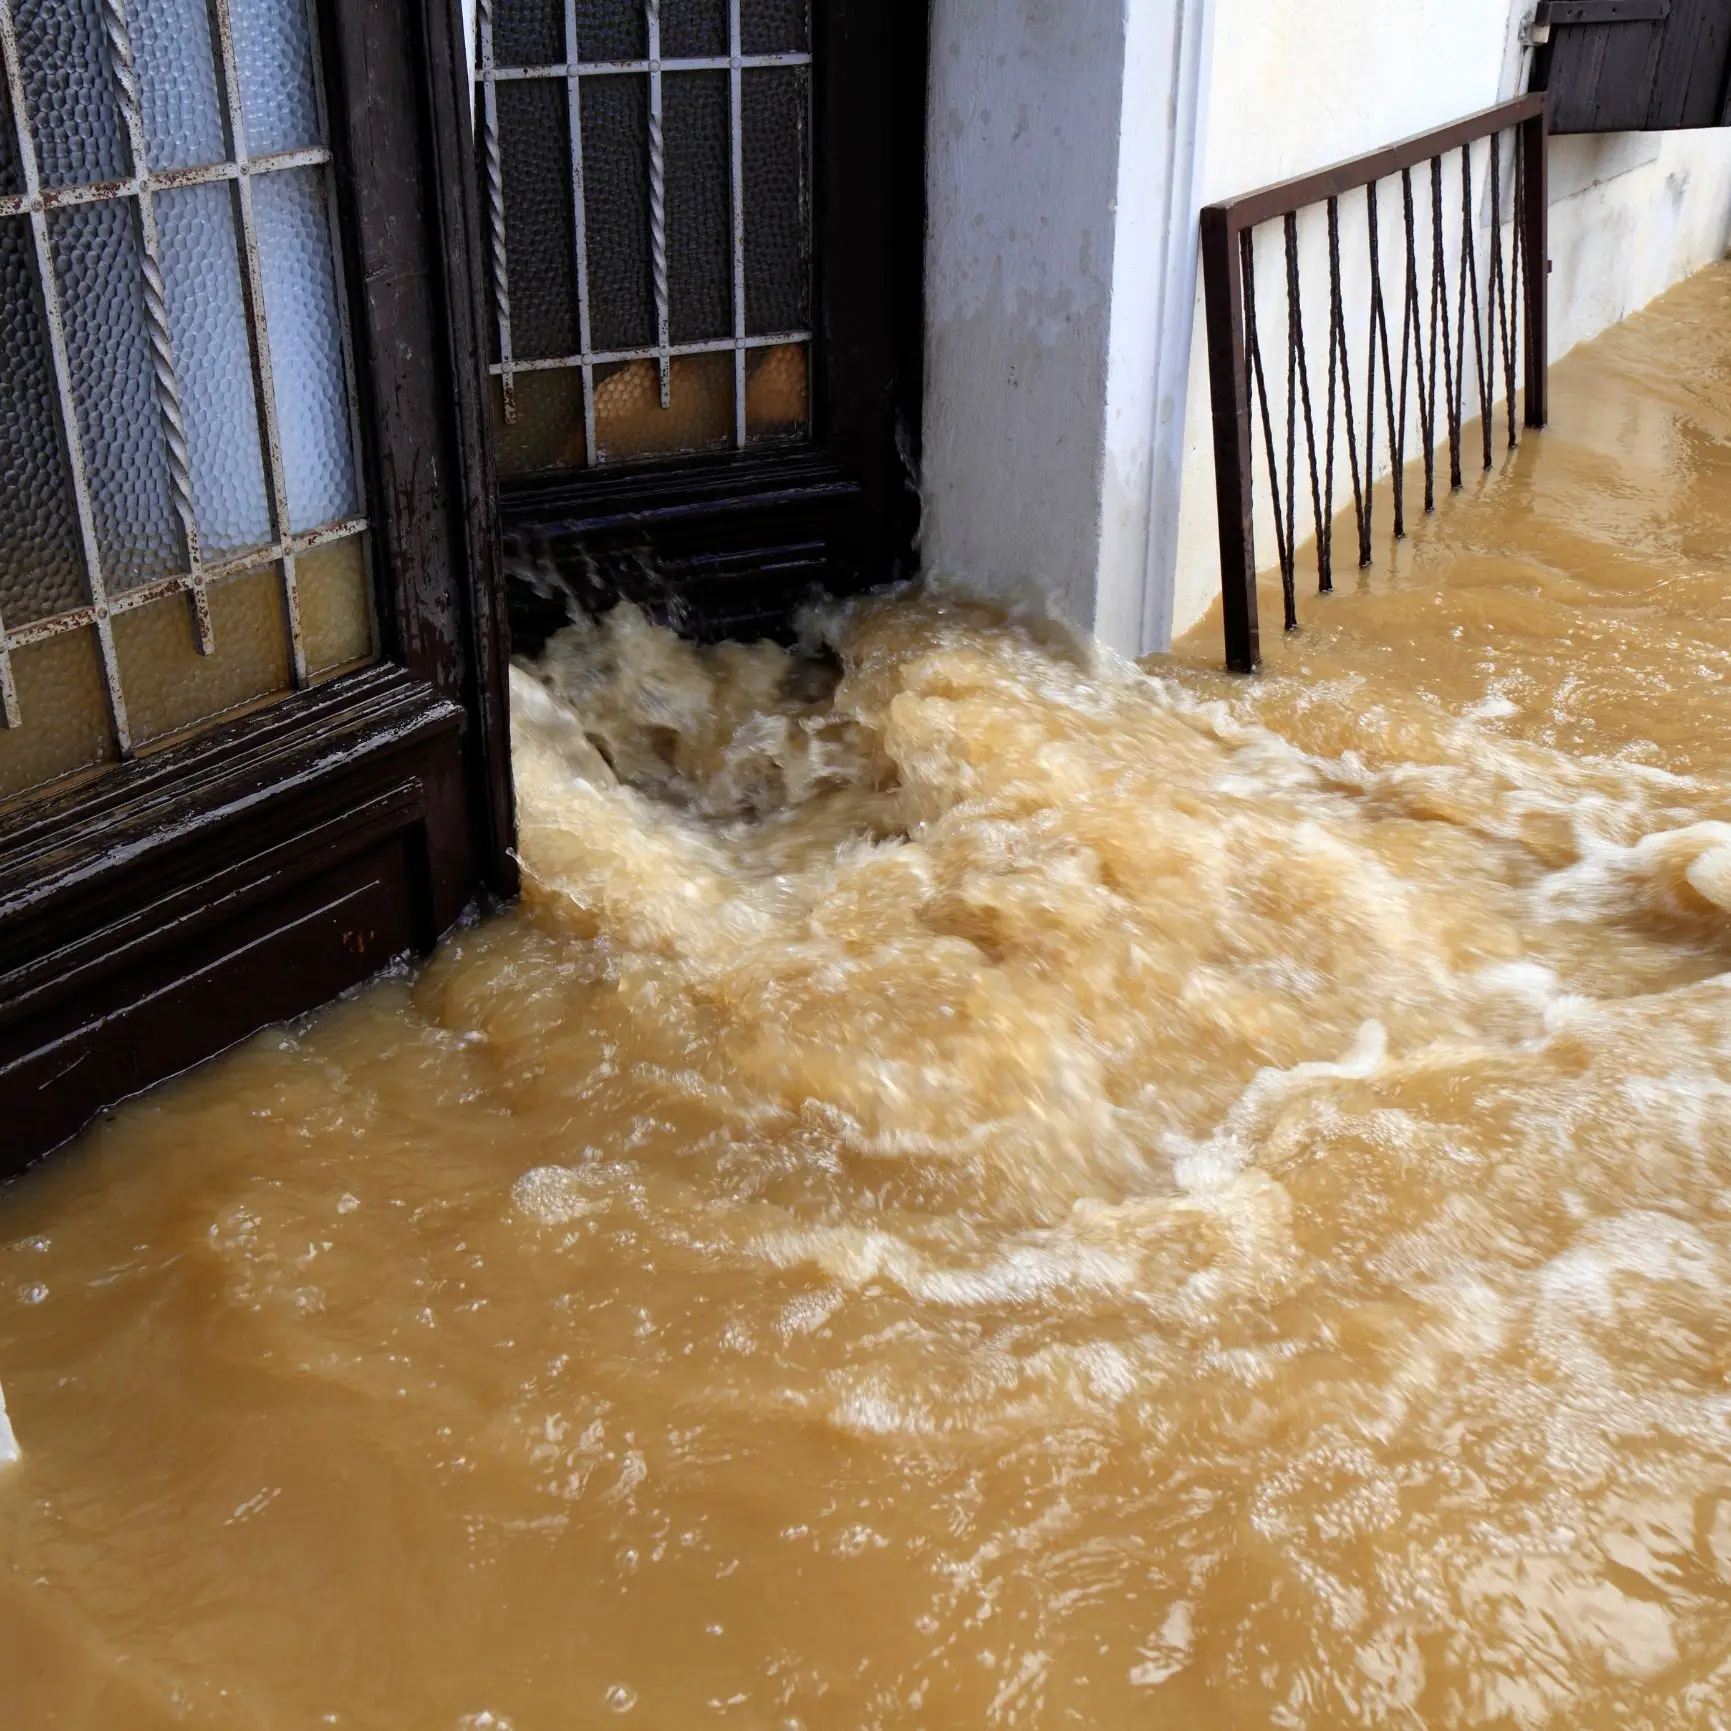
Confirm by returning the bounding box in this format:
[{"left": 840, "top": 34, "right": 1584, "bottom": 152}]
[{"left": 1534, "top": 0, "right": 1731, "bottom": 132}]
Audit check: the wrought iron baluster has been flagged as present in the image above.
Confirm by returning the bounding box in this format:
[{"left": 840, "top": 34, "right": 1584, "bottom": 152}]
[
  {"left": 1283, "top": 211, "right": 1325, "bottom": 597},
  {"left": 478, "top": 0, "right": 516, "bottom": 423},
  {"left": 1326, "top": 197, "right": 1365, "bottom": 573},
  {"left": 646, "top": 0, "right": 670, "bottom": 409},
  {"left": 1241, "top": 227, "right": 1292, "bottom": 621}
]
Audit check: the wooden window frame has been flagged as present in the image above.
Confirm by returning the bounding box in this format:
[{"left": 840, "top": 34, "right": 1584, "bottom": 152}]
[{"left": 0, "top": 0, "right": 516, "bottom": 1174}]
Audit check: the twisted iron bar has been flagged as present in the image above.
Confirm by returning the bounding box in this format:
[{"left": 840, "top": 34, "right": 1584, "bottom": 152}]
[
  {"left": 1284, "top": 211, "right": 1324, "bottom": 602},
  {"left": 1240, "top": 228, "right": 1292, "bottom": 622},
  {"left": 647, "top": 0, "right": 671, "bottom": 408},
  {"left": 101, "top": 0, "right": 211, "bottom": 650},
  {"left": 1459, "top": 142, "right": 1491, "bottom": 474},
  {"left": 479, "top": 0, "right": 517, "bottom": 421},
  {"left": 1326, "top": 196, "right": 1365, "bottom": 572}
]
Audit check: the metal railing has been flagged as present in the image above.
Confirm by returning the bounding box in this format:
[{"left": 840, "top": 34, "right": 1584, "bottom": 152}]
[{"left": 1199, "top": 94, "right": 1549, "bottom": 673}]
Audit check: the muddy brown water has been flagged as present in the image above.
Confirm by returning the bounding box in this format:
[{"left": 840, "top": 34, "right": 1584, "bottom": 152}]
[{"left": 5, "top": 265, "right": 1731, "bottom": 1729}]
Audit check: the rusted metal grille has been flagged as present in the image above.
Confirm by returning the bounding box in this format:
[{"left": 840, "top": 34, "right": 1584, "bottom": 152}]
[
  {"left": 0, "top": 0, "right": 368, "bottom": 751},
  {"left": 477, "top": 0, "right": 813, "bottom": 461},
  {"left": 1200, "top": 95, "right": 1549, "bottom": 673}
]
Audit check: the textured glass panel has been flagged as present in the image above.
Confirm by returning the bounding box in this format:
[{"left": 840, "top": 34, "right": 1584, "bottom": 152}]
[
  {"left": 252, "top": 167, "right": 357, "bottom": 531},
  {"left": 0, "top": 630, "right": 115, "bottom": 803},
  {"left": 0, "top": 218, "right": 86, "bottom": 627},
  {"left": 574, "top": 0, "right": 642, "bottom": 61},
  {"left": 662, "top": 0, "right": 726, "bottom": 58},
  {"left": 595, "top": 351, "right": 730, "bottom": 462},
  {"left": 580, "top": 75, "right": 653, "bottom": 351},
  {"left": 115, "top": 564, "right": 289, "bottom": 744},
  {"left": 493, "top": 369, "right": 587, "bottom": 476},
  {"left": 665, "top": 72, "right": 730, "bottom": 343},
  {"left": 493, "top": 0, "right": 562, "bottom": 64},
  {"left": 496, "top": 78, "right": 579, "bottom": 360},
  {"left": 13, "top": 0, "right": 128, "bottom": 188},
  {"left": 51, "top": 200, "right": 181, "bottom": 592},
  {"left": 742, "top": 66, "right": 808, "bottom": 335},
  {"left": 745, "top": 340, "right": 806, "bottom": 442},
  {"left": 230, "top": 0, "right": 320, "bottom": 156},
  {"left": 0, "top": 68, "right": 24, "bottom": 197},
  {"left": 297, "top": 534, "right": 372, "bottom": 675},
  {"left": 130, "top": 0, "right": 227, "bottom": 171},
  {"left": 741, "top": 0, "right": 808, "bottom": 55},
  {"left": 157, "top": 183, "right": 272, "bottom": 556}
]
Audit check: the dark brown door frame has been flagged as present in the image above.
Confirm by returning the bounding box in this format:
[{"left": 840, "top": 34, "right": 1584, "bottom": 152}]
[
  {"left": 500, "top": 0, "right": 931, "bottom": 652},
  {"left": 0, "top": 0, "right": 516, "bottom": 1177}
]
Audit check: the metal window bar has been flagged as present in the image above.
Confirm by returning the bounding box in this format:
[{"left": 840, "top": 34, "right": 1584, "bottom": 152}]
[
  {"left": 1199, "top": 94, "right": 1548, "bottom": 674},
  {"left": 478, "top": 2, "right": 815, "bottom": 463},
  {"left": 0, "top": 0, "right": 370, "bottom": 745}
]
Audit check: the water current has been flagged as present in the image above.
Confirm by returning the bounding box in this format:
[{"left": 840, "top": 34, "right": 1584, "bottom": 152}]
[{"left": 4, "top": 264, "right": 1731, "bottom": 1728}]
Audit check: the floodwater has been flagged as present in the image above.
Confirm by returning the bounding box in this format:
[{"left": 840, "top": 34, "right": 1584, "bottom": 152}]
[{"left": 5, "top": 263, "right": 1731, "bottom": 1729}]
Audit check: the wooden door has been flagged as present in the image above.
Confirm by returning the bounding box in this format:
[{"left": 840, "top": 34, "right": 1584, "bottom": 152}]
[
  {"left": 0, "top": 0, "right": 513, "bottom": 1173},
  {"left": 477, "top": 0, "right": 930, "bottom": 649}
]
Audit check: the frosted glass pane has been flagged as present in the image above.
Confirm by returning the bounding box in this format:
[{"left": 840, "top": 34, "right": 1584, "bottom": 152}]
[
  {"left": 595, "top": 352, "right": 731, "bottom": 463},
  {"left": 495, "top": 78, "right": 579, "bottom": 360},
  {"left": 130, "top": 0, "right": 227, "bottom": 171},
  {"left": 574, "top": 0, "right": 642, "bottom": 61},
  {"left": 493, "top": 370, "right": 587, "bottom": 477},
  {"left": 745, "top": 340, "right": 806, "bottom": 443},
  {"left": 157, "top": 183, "right": 272, "bottom": 557},
  {"left": 115, "top": 565, "right": 290, "bottom": 744},
  {"left": 665, "top": 72, "right": 731, "bottom": 344},
  {"left": 229, "top": 0, "right": 320, "bottom": 156},
  {"left": 0, "top": 217, "right": 87, "bottom": 627},
  {"left": 50, "top": 201, "right": 182, "bottom": 593},
  {"left": 742, "top": 67, "right": 808, "bottom": 336},
  {"left": 0, "top": 631, "right": 115, "bottom": 803},
  {"left": 252, "top": 167, "right": 357, "bottom": 531},
  {"left": 663, "top": 0, "right": 726, "bottom": 58},
  {"left": 12, "top": 0, "right": 127, "bottom": 188},
  {"left": 0, "top": 69, "right": 24, "bottom": 197},
  {"left": 580, "top": 75, "right": 654, "bottom": 351},
  {"left": 492, "top": 0, "right": 561, "bottom": 64},
  {"left": 741, "top": 0, "right": 808, "bottom": 54},
  {"left": 297, "top": 535, "right": 373, "bottom": 676}
]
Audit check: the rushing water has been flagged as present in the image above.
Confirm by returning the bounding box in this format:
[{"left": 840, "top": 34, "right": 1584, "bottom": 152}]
[{"left": 5, "top": 265, "right": 1731, "bottom": 1729}]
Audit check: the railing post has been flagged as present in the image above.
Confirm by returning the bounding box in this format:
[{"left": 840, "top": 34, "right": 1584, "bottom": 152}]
[
  {"left": 1201, "top": 206, "right": 1259, "bottom": 673},
  {"left": 1521, "top": 101, "right": 1548, "bottom": 429}
]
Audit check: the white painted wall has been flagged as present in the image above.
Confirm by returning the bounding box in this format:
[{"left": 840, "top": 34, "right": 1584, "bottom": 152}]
[
  {"left": 921, "top": 0, "right": 1731, "bottom": 655},
  {"left": 920, "top": 0, "right": 1214, "bottom": 644}
]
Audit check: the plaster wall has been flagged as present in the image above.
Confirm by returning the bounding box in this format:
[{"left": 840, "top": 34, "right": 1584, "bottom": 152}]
[{"left": 919, "top": 0, "right": 1134, "bottom": 630}]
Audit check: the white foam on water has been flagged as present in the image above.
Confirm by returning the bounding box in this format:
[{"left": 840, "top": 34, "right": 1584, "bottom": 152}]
[{"left": 0, "top": 1378, "right": 18, "bottom": 1467}]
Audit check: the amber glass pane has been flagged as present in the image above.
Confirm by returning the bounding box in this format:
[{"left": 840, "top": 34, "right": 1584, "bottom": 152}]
[
  {"left": 0, "top": 630, "right": 116, "bottom": 803},
  {"left": 745, "top": 341, "right": 808, "bottom": 442},
  {"left": 297, "top": 536, "right": 374, "bottom": 678},
  {"left": 595, "top": 352, "right": 732, "bottom": 463},
  {"left": 115, "top": 566, "right": 292, "bottom": 747},
  {"left": 494, "top": 370, "right": 588, "bottom": 478}
]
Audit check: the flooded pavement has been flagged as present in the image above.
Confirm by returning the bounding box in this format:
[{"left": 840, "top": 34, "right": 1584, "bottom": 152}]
[{"left": 3, "top": 263, "right": 1731, "bottom": 1728}]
